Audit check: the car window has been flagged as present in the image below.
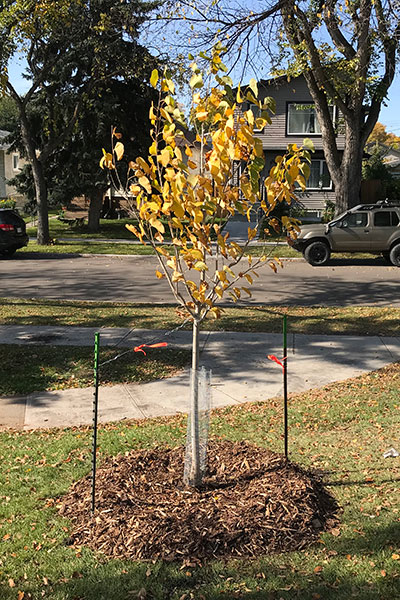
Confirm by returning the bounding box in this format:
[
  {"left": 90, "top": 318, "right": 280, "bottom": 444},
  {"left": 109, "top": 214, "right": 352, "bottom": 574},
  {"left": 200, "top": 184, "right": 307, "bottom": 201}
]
[
  {"left": 342, "top": 212, "right": 367, "bottom": 228},
  {"left": 374, "top": 211, "right": 400, "bottom": 226}
]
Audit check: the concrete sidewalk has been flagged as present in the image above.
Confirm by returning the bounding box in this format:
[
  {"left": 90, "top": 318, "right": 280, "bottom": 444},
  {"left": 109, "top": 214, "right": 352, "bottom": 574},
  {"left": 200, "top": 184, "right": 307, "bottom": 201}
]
[{"left": 0, "top": 325, "right": 399, "bottom": 429}]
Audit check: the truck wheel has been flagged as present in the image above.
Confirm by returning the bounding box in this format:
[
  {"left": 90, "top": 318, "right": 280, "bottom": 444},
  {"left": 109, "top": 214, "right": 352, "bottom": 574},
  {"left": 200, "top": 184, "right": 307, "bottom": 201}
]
[
  {"left": 303, "top": 241, "right": 331, "bottom": 266},
  {"left": 389, "top": 243, "right": 400, "bottom": 267}
]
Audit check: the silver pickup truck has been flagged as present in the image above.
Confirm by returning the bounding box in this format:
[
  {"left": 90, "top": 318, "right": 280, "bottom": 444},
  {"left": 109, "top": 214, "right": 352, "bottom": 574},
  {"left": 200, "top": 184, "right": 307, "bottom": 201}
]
[{"left": 292, "top": 202, "right": 400, "bottom": 266}]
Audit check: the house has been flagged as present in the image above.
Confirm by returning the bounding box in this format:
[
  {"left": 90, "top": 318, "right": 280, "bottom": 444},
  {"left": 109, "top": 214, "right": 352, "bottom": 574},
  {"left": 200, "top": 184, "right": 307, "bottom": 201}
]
[
  {"left": 0, "top": 130, "right": 25, "bottom": 207},
  {"left": 365, "top": 142, "right": 400, "bottom": 178},
  {"left": 240, "top": 74, "right": 345, "bottom": 219}
]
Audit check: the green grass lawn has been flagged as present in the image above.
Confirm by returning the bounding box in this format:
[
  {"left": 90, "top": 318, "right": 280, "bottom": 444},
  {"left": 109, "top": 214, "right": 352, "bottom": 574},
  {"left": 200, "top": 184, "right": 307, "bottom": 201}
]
[
  {"left": 0, "top": 363, "right": 399, "bottom": 599},
  {"left": 0, "top": 345, "right": 190, "bottom": 396},
  {"left": 20, "top": 240, "right": 157, "bottom": 255},
  {"left": 1, "top": 297, "right": 399, "bottom": 336},
  {"left": 26, "top": 218, "right": 137, "bottom": 240}
]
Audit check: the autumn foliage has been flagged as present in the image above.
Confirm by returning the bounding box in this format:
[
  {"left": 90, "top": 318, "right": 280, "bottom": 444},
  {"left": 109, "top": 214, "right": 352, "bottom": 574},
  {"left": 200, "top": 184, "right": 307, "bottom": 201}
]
[{"left": 101, "top": 45, "right": 311, "bottom": 324}]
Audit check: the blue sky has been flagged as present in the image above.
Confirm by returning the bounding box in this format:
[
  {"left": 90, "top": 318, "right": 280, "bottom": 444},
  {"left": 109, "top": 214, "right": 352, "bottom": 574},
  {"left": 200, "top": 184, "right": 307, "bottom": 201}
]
[{"left": 7, "top": 56, "right": 400, "bottom": 135}]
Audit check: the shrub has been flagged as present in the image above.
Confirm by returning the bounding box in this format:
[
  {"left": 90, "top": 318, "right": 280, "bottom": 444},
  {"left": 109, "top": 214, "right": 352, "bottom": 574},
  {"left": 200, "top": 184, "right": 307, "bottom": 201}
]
[{"left": 0, "top": 197, "right": 16, "bottom": 209}]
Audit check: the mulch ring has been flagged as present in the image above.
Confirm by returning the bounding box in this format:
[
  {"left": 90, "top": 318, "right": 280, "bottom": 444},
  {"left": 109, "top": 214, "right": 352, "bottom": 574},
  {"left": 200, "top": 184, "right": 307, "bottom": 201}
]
[{"left": 58, "top": 439, "right": 339, "bottom": 561}]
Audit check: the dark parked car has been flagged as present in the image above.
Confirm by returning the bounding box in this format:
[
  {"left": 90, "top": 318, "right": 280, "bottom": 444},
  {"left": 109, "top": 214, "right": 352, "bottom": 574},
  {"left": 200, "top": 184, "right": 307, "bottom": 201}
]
[{"left": 0, "top": 209, "right": 29, "bottom": 257}]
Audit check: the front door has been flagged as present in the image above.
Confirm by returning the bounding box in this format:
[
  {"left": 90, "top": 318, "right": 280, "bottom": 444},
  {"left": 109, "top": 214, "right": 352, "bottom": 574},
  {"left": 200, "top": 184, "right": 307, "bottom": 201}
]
[{"left": 329, "top": 211, "right": 371, "bottom": 251}]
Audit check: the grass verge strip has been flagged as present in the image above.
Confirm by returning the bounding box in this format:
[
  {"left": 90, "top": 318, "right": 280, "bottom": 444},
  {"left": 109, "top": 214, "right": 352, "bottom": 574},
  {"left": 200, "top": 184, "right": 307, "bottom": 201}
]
[
  {"left": 1, "top": 297, "right": 399, "bottom": 336},
  {"left": 0, "top": 345, "right": 190, "bottom": 396}
]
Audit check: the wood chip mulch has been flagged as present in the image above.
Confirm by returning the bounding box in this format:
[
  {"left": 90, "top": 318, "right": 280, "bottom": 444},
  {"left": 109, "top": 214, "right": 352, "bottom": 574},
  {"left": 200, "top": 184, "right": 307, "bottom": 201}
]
[{"left": 58, "top": 439, "right": 339, "bottom": 561}]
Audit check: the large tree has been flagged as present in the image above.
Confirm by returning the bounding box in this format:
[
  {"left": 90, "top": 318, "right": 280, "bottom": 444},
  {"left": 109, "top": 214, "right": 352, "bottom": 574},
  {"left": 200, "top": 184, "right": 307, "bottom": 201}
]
[
  {"left": 368, "top": 122, "right": 400, "bottom": 147},
  {"left": 0, "top": 0, "right": 159, "bottom": 243},
  {"left": 10, "top": 78, "right": 156, "bottom": 232},
  {"left": 155, "top": 0, "right": 400, "bottom": 214}
]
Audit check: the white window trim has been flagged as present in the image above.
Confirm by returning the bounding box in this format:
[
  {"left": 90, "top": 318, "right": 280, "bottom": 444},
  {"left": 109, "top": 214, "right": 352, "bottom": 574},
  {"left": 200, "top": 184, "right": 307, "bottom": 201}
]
[
  {"left": 12, "top": 153, "right": 20, "bottom": 172},
  {"left": 306, "top": 159, "right": 333, "bottom": 191},
  {"left": 287, "top": 102, "right": 336, "bottom": 136}
]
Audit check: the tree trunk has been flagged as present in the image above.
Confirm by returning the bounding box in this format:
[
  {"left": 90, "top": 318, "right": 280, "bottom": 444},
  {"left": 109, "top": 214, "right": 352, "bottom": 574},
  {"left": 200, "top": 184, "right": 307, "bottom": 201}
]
[
  {"left": 334, "top": 121, "right": 365, "bottom": 215},
  {"left": 17, "top": 103, "right": 50, "bottom": 245},
  {"left": 31, "top": 158, "right": 50, "bottom": 245},
  {"left": 87, "top": 189, "right": 104, "bottom": 233},
  {"left": 187, "top": 314, "right": 201, "bottom": 487}
]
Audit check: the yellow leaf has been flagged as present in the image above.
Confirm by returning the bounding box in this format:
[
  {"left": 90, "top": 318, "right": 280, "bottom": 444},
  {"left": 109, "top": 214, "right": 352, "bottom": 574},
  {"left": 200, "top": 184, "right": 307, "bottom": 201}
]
[
  {"left": 159, "top": 148, "right": 170, "bottom": 167},
  {"left": 114, "top": 142, "right": 124, "bottom": 161},
  {"left": 149, "top": 218, "right": 165, "bottom": 234},
  {"left": 185, "top": 146, "right": 193, "bottom": 157},
  {"left": 189, "top": 72, "right": 203, "bottom": 89},
  {"left": 194, "top": 261, "right": 208, "bottom": 271},
  {"left": 214, "top": 286, "right": 223, "bottom": 299},
  {"left": 217, "top": 270, "right": 227, "bottom": 282},
  {"left": 223, "top": 265, "right": 235, "bottom": 278},
  {"left": 242, "top": 287, "right": 252, "bottom": 297},
  {"left": 150, "top": 69, "right": 159, "bottom": 88},
  {"left": 130, "top": 184, "right": 141, "bottom": 196},
  {"left": 99, "top": 149, "right": 114, "bottom": 170},
  {"left": 248, "top": 78, "right": 258, "bottom": 97},
  {"left": 269, "top": 261, "right": 277, "bottom": 273},
  {"left": 187, "top": 160, "right": 197, "bottom": 170},
  {"left": 248, "top": 227, "right": 257, "bottom": 241},
  {"left": 138, "top": 176, "right": 152, "bottom": 194},
  {"left": 136, "top": 156, "right": 150, "bottom": 174},
  {"left": 196, "top": 111, "right": 209, "bottom": 121},
  {"left": 392, "top": 553, "right": 400, "bottom": 560},
  {"left": 172, "top": 270, "right": 184, "bottom": 282}
]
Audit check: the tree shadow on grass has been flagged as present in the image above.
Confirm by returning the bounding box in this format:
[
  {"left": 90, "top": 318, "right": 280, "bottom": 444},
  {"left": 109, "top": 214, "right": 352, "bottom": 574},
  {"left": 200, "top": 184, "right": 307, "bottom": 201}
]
[{"left": 13, "top": 522, "right": 399, "bottom": 600}]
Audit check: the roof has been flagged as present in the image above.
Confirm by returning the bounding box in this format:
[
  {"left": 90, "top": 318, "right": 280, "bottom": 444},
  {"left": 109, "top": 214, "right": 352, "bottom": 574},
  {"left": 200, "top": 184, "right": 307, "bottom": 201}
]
[{"left": 0, "top": 130, "right": 11, "bottom": 151}]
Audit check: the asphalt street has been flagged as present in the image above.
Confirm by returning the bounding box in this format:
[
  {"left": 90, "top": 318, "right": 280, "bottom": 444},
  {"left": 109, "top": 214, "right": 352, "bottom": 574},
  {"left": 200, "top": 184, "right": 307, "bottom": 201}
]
[{"left": 1, "top": 252, "right": 399, "bottom": 305}]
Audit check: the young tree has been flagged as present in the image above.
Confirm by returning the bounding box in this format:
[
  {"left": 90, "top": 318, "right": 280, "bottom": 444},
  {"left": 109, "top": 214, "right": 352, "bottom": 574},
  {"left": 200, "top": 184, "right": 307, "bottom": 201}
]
[
  {"left": 0, "top": 0, "right": 159, "bottom": 243},
  {"left": 154, "top": 0, "right": 400, "bottom": 214},
  {"left": 102, "top": 45, "right": 311, "bottom": 486}
]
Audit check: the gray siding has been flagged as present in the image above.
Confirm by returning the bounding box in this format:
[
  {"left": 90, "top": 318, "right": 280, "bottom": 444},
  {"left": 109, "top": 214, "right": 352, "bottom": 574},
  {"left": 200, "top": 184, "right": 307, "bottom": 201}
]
[
  {"left": 255, "top": 75, "right": 345, "bottom": 152},
  {"left": 0, "top": 152, "right": 6, "bottom": 197}
]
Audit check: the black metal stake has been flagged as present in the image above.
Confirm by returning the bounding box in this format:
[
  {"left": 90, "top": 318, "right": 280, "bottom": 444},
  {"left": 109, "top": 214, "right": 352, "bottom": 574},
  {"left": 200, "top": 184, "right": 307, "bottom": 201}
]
[
  {"left": 91, "top": 332, "right": 100, "bottom": 513},
  {"left": 283, "top": 315, "right": 288, "bottom": 458}
]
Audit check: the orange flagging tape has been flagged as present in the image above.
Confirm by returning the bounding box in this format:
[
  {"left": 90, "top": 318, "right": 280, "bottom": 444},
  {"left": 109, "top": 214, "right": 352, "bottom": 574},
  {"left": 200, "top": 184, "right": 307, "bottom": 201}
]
[
  {"left": 134, "top": 342, "right": 168, "bottom": 355},
  {"left": 267, "top": 354, "right": 287, "bottom": 371}
]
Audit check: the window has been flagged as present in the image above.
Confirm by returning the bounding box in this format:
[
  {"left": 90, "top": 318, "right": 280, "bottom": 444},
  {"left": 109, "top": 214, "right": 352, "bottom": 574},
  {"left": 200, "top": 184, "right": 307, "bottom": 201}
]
[
  {"left": 342, "top": 213, "right": 368, "bottom": 228},
  {"left": 12, "top": 153, "right": 19, "bottom": 171},
  {"left": 307, "top": 160, "right": 332, "bottom": 190},
  {"left": 374, "top": 211, "right": 399, "bottom": 227},
  {"left": 242, "top": 102, "right": 263, "bottom": 132},
  {"left": 287, "top": 103, "right": 335, "bottom": 135}
]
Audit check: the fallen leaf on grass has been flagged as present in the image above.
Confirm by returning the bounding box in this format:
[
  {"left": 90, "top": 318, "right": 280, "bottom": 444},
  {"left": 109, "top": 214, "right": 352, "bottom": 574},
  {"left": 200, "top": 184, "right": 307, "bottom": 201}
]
[
  {"left": 314, "top": 566, "right": 323, "bottom": 573},
  {"left": 392, "top": 553, "right": 400, "bottom": 560}
]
